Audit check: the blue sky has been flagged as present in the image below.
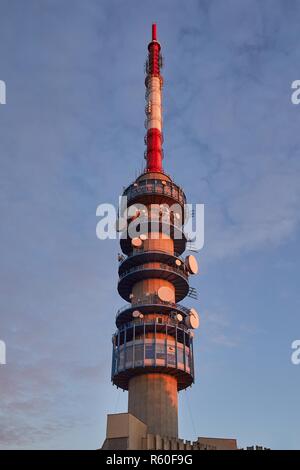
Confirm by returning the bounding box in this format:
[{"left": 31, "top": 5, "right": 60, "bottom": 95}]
[{"left": 0, "top": 0, "right": 300, "bottom": 449}]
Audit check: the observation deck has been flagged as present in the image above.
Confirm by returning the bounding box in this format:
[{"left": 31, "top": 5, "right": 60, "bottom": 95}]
[{"left": 111, "top": 317, "right": 194, "bottom": 391}]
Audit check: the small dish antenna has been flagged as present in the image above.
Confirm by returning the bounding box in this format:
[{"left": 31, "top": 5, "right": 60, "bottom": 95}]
[
  {"left": 157, "top": 286, "right": 173, "bottom": 302},
  {"left": 185, "top": 308, "right": 200, "bottom": 329},
  {"left": 140, "top": 234, "right": 148, "bottom": 241},
  {"left": 185, "top": 255, "right": 198, "bottom": 274},
  {"left": 132, "top": 237, "right": 142, "bottom": 248}
]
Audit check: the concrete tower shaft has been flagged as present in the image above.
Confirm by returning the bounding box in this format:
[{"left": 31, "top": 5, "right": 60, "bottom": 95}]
[{"left": 128, "top": 374, "right": 178, "bottom": 438}]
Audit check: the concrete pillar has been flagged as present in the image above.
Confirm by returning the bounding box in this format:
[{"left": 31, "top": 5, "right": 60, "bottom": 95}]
[
  {"left": 128, "top": 373, "right": 178, "bottom": 438},
  {"left": 185, "top": 440, "right": 191, "bottom": 450},
  {"left": 163, "top": 438, "right": 171, "bottom": 450},
  {"left": 155, "top": 434, "right": 162, "bottom": 450},
  {"left": 171, "top": 438, "right": 178, "bottom": 449},
  {"left": 146, "top": 434, "right": 155, "bottom": 450},
  {"left": 178, "top": 439, "right": 185, "bottom": 450}
]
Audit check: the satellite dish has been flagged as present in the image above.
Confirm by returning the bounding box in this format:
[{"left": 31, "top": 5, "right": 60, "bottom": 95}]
[
  {"left": 185, "top": 308, "right": 200, "bottom": 329},
  {"left": 185, "top": 255, "right": 198, "bottom": 274},
  {"left": 175, "top": 259, "right": 182, "bottom": 267},
  {"left": 176, "top": 313, "right": 183, "bottom": 322},
  {"left": 139, "top": 313, "right": 144, "bottom": 319},
  {"left": 132, "top": 310, "right": 141, "bottom": 318},
  {"left": 157, "top": 286, "right": 174, "bottom": 302},
  {"left": 162, "top": 180, "right": 167, "bottom": 185},
  {"left": 132, "top": 237, "right": 142, "bottom": 248},
  {"left": 140, "top": 234, "right": 148, "bottom": 241},
  {"left": 189, "top": 308, "right": 200, "bottom": 328}
]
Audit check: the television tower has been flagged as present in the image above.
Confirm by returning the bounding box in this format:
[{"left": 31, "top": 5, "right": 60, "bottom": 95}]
[{"left": 102, "top": 24, "right": 201, "bottom": 450}]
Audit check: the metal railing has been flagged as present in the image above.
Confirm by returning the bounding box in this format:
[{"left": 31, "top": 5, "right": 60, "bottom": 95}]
[
  {"left": 123, "top": 179, "right": 186, "bottom": 206},
  {"left": 116, "top": 294, "right": 190, "bottom": 319},
  {"left": 118, "top": 262, "right": 188, "bottom": 282},
  {"left": 118, "top": 248, "right": 185, "bottom": 266},
  {"left": 111, "top": 319, "right": 195, "bottom": 384},
  {"left": 114, "top": 317, "right": 190, "bottom": 336},
  {"left": 120, "top": 214, "right": 185, "bottom": 232}
]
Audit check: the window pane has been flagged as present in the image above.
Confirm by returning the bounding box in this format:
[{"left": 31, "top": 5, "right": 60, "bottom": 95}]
[
  {"left": 185, "top": 348, "right": 189, "bottom": 367},
  {"left": 125, "top": 345, "right": 133, "bottom": 367},
  {"left": 135, "top": 343, "right": 144, "bottom": 362},
  {"left": 156, "top": 341, "right": 165, "bottom": 360},
  {"left": 145, "top": 343, "right": 155, "bottom": 360},
  {"left": 189, "top": 349, "right": 193, "bottom": 369},
  {"left": 177, "top": 347, "right": 184, "bottom": 364},
  {"left": 113, "top": 350, "right": 118, "bottom": 374},
  {"left": 119, "top": 350, "right": 124, "bottom": 370},
  {"left": 167, "top": 344, "right": 176, "bottom": 366}
]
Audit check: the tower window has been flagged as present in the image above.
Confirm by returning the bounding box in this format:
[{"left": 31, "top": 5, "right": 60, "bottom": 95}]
[{"left": 145, "top": 343, "right": 155, "bottom": 359}]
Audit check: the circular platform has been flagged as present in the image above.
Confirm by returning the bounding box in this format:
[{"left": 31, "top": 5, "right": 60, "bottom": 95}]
[
  {"left": 118, "top": 262, "right": 189, "bottom": 303},
  {"left": 119, "top": 219, "right": 187, "bottom": 256},
  {"left": 111, "top": 320, "right": 194, "bottom": 391},
  {"left": 118, "top": 250, "right": 184, "bottom": 276},
  {"left": 123, "top": 178, "right": 186, "bottom": 208},
  {"left": 116, "top": 298, "right": 190, "bottom": 328}
]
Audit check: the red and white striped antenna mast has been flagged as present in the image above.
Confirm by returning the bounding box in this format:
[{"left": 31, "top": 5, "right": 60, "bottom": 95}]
[{"left": 144, "top": 23, "right": 163, "bottom": 173}]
